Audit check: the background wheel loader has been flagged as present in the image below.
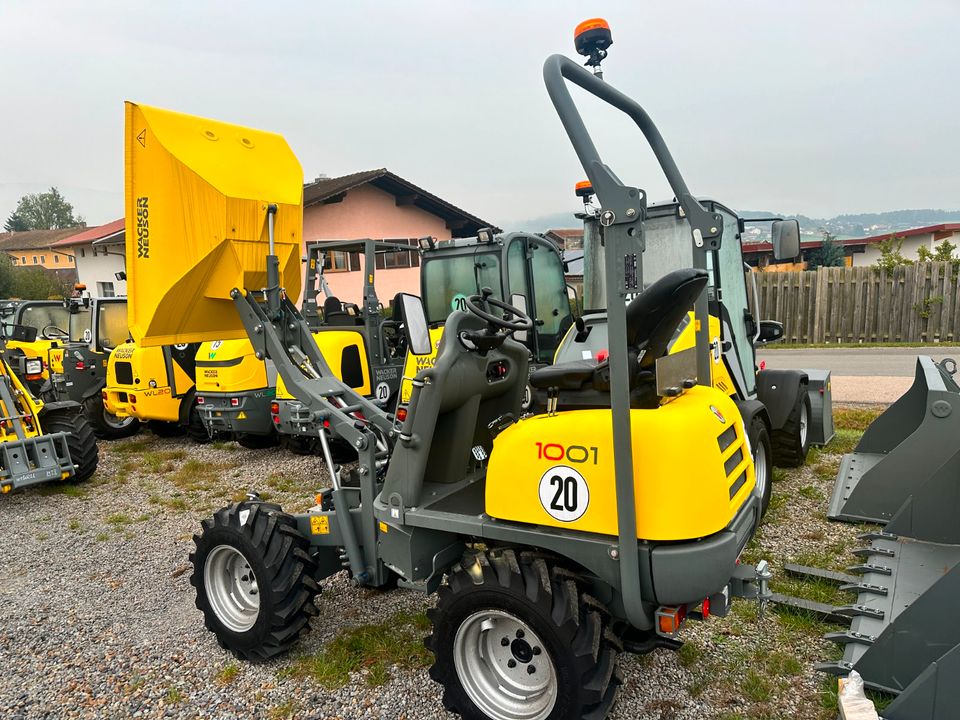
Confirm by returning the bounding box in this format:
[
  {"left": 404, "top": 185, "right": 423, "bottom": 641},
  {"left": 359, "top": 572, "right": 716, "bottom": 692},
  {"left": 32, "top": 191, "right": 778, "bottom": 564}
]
[
  {"left": 49, "top": 295, "right": 139, "bottom": 439},
  {"left": 196, "top": 239, "right": 413, "bottom": 451},
  {"left": 0, "top": 335, "right": 99, "bottom": 493},
  {"left": 102, "top": 340, "right": 207, "bottom": 441},
  {"left": 0, "top": 298, "right": 72, "bottom": 382},
  {"left": 125, "top": 17, "right": 775, "bottom": 720}
]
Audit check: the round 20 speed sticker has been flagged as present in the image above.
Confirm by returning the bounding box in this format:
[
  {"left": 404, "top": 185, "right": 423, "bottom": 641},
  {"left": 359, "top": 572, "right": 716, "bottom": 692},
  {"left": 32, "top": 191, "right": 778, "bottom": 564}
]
[{"left": 538, "top": 465, "right": 589, "bottom": 522}]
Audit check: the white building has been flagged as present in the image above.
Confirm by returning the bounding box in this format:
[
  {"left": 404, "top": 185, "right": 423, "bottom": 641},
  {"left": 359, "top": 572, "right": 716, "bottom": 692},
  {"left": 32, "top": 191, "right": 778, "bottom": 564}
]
[{"left": 53, "top": 219, "right": 127, "bottom": 296}]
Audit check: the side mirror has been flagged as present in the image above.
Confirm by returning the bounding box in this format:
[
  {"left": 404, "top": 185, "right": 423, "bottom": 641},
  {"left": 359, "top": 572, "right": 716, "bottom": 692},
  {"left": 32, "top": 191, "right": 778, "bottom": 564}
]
[
  {"left": 398, "top": 293, "right": 432, "bottom": 356},
  {"left": 755, "top": 320, "right": 784, "bottom": 346},
  {"left": 771, "top": 219, "right": 800, "bottom": 260},
  {"left": 509, "top": 293, "right": 529, "bottom": 343}
]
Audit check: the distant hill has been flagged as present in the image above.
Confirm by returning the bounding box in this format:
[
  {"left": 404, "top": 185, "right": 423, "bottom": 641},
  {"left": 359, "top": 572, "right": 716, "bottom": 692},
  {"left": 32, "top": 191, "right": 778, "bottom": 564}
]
[{"left": 514, "top": 208, "right": 960, "bottom": 240}]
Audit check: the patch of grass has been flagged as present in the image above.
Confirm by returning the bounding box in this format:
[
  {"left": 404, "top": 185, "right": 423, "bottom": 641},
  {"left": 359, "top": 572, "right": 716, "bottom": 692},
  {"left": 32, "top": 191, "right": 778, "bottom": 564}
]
[
  {"left": 818, "top": 675, "right": 839, "bottom": 714},
  {"left": 215, "top": 662, "right": 240, "bottom": 685},
  {"left": 165, "top": 686, "right": 183, "bottom": 704},
  {"left": 765, "top": 651, "right": 802, "bottom": 677},
  {"left": 772, "top": 574, "right": 846, "bottom": 606},
  {"left": 826, "top": 428, "right": 861, "bottom": 456},
  {"left": 266, "top": 472, "right": 301, "bottom": 494},
  {"left": 106, "top": 513, "right": 134, "bottom": 526},
  {"left": 282, "top": 611, "right": 431, "bottom": 688},
  {"left": 268, "top": 699, "right": 299, "bottom": 720},
  {"left": 36, "top": 532, "right": 49, "bottom": 541},
  {"left": 797, "top": 485, "right": 822, "bottom": 501},
  {"left": 38, "top": 482, "right": 87, "bottom": 498},
  {"left": 141, "top": 449, "right": 186, "bottom": 474},
  {"left": 741, "top": 668, "right": 773, "bottom": 702},
  {"left": 677, "top": 640, "right": 703, "bottom": 668},
  {"left": 68, "top": 518, "right": 82, "bottom": 531},
  {"left": 211, "top": 440, "right": 240, "bottom": 451},
  {"left": 834, "top": 407, "right": 882, "bottom": 432},
  {"left": 170, "top": 458, "right": 237, "bottom": 493},
  {"left": 773, "top": 606, "right": 829, "bottom": 638},
  {"left": 95, "top": 531, "right": 110, "bottom": 542},
  {"left": 813, "top": 458, "right": 841, "bottom": 482}
]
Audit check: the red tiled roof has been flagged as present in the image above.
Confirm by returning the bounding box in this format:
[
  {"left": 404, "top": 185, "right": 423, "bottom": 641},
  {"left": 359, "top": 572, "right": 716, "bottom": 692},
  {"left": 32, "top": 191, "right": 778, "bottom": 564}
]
[
  {"left": 743, "top": 223, "right": 960, "bottom": 253},
  {"left": 54, "top": 218, "right": 125, "bottom": 247},
  {"left": 0, "top": 227, "right": 81, "bottom": 251},
  {"left": 546, "top": 228, "right": 583, "bottom": 238}
]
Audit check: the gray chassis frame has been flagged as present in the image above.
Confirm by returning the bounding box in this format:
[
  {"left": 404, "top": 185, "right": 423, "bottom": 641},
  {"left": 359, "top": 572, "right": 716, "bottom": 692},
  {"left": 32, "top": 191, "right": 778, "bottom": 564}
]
[{"left": 228, "top": 53, "right": 765, "bottom": 632}]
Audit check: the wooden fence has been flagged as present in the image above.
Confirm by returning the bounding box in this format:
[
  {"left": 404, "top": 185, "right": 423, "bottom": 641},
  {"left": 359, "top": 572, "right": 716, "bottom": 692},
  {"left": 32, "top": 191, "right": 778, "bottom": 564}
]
[{"left": 754, "top": 262, "right": 960, "bottom": 344}]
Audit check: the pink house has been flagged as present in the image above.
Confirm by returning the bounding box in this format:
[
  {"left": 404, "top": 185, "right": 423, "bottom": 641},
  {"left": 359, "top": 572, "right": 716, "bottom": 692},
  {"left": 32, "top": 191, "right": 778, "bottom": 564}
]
[{"left": 301, "top": 169, "right": 495, "bottom": 306}]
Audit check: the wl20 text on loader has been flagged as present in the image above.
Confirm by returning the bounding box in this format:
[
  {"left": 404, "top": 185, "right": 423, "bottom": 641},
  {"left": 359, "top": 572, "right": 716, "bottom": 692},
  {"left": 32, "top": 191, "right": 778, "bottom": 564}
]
[{"left": 131, "top": 26, "right": 772, "bottom": 720}]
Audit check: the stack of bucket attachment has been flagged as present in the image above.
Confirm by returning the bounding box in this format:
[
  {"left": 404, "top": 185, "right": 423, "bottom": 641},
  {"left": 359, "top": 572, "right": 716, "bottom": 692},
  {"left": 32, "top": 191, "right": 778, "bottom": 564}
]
[
  {"left": 775, "top": 356, "right": 960, "bottom": 718},
  {"left": 828, "top": 355, "right": 960, "bottom": 525},
  {"left": 773, "top": 355, "right": 960, "bottom": 717}
]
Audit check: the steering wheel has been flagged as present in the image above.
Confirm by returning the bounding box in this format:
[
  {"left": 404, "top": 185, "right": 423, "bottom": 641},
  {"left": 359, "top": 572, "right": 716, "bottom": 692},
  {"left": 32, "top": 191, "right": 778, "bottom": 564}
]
[
  {"left": 465, "top": 288, "right": 534, "bottom": 333},
  {"left": 41, "top": 324, "right": 68, "bottom": 339}
]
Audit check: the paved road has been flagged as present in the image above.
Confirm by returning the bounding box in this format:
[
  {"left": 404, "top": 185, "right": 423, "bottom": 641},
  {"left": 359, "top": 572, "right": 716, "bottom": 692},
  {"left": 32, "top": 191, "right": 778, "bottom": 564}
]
[
  {"left": 755, "top": 346, "right": 960, "bottom": 404},
  {"left": 756, "top": 346, "right": 960, "bottom": 377}
]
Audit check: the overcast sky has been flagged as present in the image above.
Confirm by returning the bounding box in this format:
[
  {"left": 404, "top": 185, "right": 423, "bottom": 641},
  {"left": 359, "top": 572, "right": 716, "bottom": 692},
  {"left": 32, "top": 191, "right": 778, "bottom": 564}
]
[{"left": 1, "top": 1, "right": 957, "bottom": 230}]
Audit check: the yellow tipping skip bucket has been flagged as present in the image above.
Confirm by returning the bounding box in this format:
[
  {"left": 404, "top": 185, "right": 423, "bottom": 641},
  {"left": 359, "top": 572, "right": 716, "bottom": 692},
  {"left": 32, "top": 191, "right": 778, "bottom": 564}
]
[{"left": 125, "top": 101, "right": 303, "bottom": 346}]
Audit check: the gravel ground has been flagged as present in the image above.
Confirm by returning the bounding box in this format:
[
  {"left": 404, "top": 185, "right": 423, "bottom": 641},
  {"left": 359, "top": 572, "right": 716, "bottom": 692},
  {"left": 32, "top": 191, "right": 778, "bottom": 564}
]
[{"left": 0, "top": 410, "right": 877, "bottom": 720}]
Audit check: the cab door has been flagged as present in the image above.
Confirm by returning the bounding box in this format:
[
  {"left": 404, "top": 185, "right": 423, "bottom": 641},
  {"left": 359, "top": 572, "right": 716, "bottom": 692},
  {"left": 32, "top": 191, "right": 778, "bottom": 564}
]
[{"left": 506, "top": 236, "right": 574, "bottom": 364}]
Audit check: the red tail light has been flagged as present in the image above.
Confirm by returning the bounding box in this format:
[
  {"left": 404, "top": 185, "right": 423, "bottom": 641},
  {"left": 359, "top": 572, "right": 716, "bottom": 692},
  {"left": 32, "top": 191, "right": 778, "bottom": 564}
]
[
  {"left": 230, "top": 397, "right": 240, "bottom": 407},
  {"left": 596, "top": 348, "right": 609, "bottom": 362},
  {"left": 396, "top": 407, "right": 408, "bottom": 422},
  {"left": 75, "top": 360, "right": 85, "bottom": 371},
  {"left": 196, "top": 396, "right": 205, "bottom": 404},
  {"left": 270, "top": 402, "right": 280, "bottom": 414},
  {"left": 759, "top": 360, "right": 767, "bottom": 370}
]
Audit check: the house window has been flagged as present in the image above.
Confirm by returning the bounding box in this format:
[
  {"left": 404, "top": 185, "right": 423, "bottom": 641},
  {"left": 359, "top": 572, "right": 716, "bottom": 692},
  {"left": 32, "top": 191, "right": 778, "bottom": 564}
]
[
  {"left": 40, "top": 255, "right": 45, "bottom": 263},
  {"left": 69, "top": 256, "right": 74, "bottom": 263},
  {"left": 32, "top": 256, "right": 37, "bottom": 264},
  {"left": 55, "top": 255, "right": 60, "bottom": 264},
  {"left": 97, "top": 281, "right": 115, "bottom": 297},
  {"left": 11, "top": 257, "right": 17, "bottom": 265},
  {"left": 80, "top": 248, "right": 86, "bottom": 258},
  {"left": 20, "top": 256, "right": 25, "bottom": 264},
  {"left": 322, "top": 251, "right": 351, "bottom": 272}
]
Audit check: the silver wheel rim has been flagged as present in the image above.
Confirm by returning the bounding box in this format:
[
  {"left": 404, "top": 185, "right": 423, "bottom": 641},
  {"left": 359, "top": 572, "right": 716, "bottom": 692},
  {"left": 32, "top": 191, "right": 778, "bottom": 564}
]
[
  {"left": 754, "top": 440, "right": 768, "bottom": 501},
  {"left": 103, "top": 408, "right": 134, "bottom": 430},
  {"left": 799, "top": 402, "right": 809, "bottom": 448},
  {"left": 204, "top": 545, "right": 260, "bottom": 632},
  {"left": 453, "top": 610, "right": 557, "bottom": 720}
]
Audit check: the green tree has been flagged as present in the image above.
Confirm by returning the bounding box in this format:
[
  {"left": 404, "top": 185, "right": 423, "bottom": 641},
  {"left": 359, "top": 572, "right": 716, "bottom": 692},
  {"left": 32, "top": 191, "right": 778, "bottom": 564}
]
[
  {"left": 917, "top": 238, "right": 958, "bottom": 264},
  {"left": 0, "top": 254, "right": 68, "bottom": 300},
  {"left": 4, "top": 187, "right": 83, "bottom": 231},
  {"left": 874, "top": 236, "right": 913, "bottom": 272},
  {"left": 3, "top": 211, "right": 29, "bottom": 232},
  {"left": 806, "top": 230, "right": 845, "bottom": 269}
]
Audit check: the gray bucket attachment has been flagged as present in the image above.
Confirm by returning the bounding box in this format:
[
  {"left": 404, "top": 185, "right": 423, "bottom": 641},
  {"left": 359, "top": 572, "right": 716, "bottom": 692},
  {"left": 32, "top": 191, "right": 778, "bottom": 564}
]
[
  {"left": 814, "top": 533, "right": 960, "bottom": 694},
  {"left": 803, "top": 368, "right": 834, "bottom": 446},
  {"left": 883, "top": 642, "right": 960, "bottom": 720},
  {"left": 828, "top": 356, "right": 960, "bottom": 524}
]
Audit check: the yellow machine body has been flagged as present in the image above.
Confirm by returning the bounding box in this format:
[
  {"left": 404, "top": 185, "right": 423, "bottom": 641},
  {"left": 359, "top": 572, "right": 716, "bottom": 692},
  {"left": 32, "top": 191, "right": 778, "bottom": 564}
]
[
  {"left": 103, "top": 340, "right": 192, "bottom": 422},
  {"left": 485, "top": 386, "right": 754, "bottom": 541},
  {"left": 124, "top": 102, "right": 303, "bottom": 347},
  {"left": 670, "top": 313, "right": 737, "bottom": 396},
  {"left": 4, "top": 339, "right": 65, "bottom": 380},
  {"left": 400, "top": 326, "right": 445, "bottom": 403},
  {"left": 276, "top": 330, "right": 372, "bottom": 399},
  {"left": 196, "top": 339, "right": 268, "bottom": 393},
  {"left": 0, "top": 359, "right": 45, "bottom": 442}
]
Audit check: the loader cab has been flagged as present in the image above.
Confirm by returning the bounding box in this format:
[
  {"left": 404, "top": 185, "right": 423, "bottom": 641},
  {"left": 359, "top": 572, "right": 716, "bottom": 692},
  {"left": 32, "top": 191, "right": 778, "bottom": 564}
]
[
  {"left": 0, "top": 299, "right": 70, "bottom": 378},
  {"left": 421, "top": 232, "right": 575, "bottom": 364}
]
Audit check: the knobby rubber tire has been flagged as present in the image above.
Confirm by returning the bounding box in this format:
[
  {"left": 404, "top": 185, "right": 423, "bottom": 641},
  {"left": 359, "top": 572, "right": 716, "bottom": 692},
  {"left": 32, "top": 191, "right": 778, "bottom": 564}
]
[
  {"left": 771, "top": 390, "right": 811, "bottom": 468},
  {"left": 186, "top": 402, "right": 212, "bottom": 444},
  {"left": 190, "top": 501, "right": 320, "bottom": 662},
  {"left": 426, "top": 548, "right": 622, "bottom": 720},
  {"left": 83, "top": 394, "right": 139, "bottom": 440},
  {"left": 42, "top": 408, "right": 99, "bottom": 483},
  {"left": 749, "top": 417, "right": 773, "bottom": 520}
]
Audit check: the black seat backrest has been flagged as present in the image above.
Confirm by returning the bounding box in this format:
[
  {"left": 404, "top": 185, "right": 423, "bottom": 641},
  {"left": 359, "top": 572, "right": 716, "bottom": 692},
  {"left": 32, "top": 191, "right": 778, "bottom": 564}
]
[
  {"left": 626, "top": 268, "right": 708, "bottom": 368},
  {"left": 323, "top": 295, "right": 353, "bottom": 327},
  {"left": 391, "top": 293, "right": 405, "bottom": 322}
]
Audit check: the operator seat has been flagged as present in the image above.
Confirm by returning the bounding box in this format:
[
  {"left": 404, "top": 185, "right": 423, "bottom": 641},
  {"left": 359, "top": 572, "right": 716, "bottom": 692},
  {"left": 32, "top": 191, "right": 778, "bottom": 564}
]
[
  {"left": 529, "top": 268, "right": 708, "bottom": 411},
  {"left": 323, "top": 296, "right": 354, "bottom": 326}
]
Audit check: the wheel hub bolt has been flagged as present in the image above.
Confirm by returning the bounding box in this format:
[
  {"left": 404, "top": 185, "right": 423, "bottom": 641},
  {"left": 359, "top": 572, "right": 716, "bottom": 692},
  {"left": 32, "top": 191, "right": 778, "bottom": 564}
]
[
  {"left": 516, "top": 629, "right": 525, "bottom": 639},
  {"left": 501, "top": 637, "right": 510, "bottom": 647},
  {"left": 527, "top": 665, "right": 536, "bottom": 674},
  {"left": 507, "top": 659, "right": 517, "bottom": 669},
  {"left": 532, "top": 646, "right": 541, "bottom": 655}
]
